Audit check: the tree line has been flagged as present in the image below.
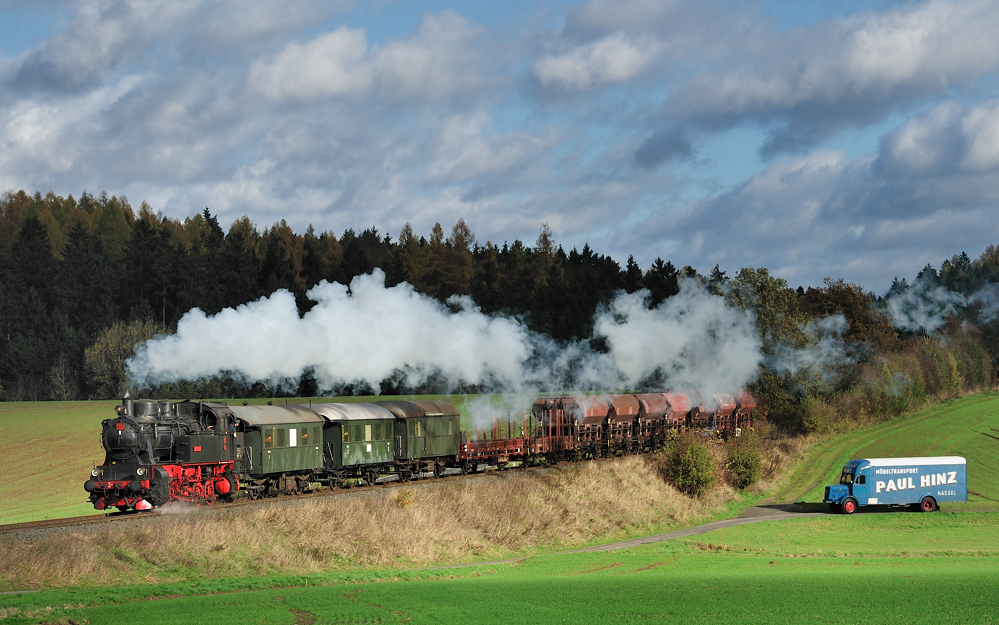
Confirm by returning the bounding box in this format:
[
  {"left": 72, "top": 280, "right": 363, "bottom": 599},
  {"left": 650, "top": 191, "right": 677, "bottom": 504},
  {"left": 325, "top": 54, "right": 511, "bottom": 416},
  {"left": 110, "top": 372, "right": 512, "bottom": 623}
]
[{"left": 1, "top": 188, "right": 996, "bottom": 433}]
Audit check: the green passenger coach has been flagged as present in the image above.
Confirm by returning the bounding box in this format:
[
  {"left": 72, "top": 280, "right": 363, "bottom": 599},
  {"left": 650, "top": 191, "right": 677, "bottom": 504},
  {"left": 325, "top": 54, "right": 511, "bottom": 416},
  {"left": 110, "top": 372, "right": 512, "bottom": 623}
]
[
  {"left": 309, "top": 403, "right": 396, "bottom": 473},
  {"left": 377, "top": 400, "right": 462, "bottom": 477},
  {"left": 229, "top": 405, "right": 324, "bottom": 482}
]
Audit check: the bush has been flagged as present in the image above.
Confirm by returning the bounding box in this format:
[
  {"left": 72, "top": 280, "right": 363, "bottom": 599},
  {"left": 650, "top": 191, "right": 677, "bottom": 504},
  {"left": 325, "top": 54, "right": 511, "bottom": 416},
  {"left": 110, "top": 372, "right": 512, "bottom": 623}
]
[
  {"left": 651, "top": 432, "right": 716, "bottom": 497},
  {"left": 725, "top": 431, "right": 762, "bottom": 489}
]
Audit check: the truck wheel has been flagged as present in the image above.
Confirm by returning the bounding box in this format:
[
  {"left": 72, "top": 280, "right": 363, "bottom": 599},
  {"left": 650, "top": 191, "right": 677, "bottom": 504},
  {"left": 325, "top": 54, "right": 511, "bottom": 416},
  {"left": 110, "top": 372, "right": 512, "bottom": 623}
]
[
  {"left": 919, "top": 496, "right": 937, "bottom": 512},
  {"left": 841, "top": 498, "right": 857, "bottom": 514}
]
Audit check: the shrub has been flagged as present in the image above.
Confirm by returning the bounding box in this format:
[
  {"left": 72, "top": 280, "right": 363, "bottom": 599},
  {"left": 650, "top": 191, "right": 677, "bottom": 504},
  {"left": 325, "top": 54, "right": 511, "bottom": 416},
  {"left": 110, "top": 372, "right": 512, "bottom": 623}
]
[
  {"left": 725, "top": 431, "right": 762, "bottom": 490},
  {"left": 652, "top": 432, "right": 716, "bottom": 497}
]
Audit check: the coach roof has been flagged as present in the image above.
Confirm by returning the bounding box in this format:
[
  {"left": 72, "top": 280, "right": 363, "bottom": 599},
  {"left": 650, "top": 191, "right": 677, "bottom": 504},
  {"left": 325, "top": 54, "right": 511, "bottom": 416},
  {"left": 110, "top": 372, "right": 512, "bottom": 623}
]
[
  {"left": 229, "top": 405, "right": 324, "bottom": 426},
  {"left": 308, "top": 402, "right": 395, "bottom": 422}
]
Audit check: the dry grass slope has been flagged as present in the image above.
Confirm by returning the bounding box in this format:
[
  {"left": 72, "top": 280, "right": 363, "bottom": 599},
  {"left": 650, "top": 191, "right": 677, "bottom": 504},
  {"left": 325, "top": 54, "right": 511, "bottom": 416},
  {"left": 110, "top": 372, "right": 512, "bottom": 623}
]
[{"left": 0, "top": 456, "right": 745, "bottom": 590}]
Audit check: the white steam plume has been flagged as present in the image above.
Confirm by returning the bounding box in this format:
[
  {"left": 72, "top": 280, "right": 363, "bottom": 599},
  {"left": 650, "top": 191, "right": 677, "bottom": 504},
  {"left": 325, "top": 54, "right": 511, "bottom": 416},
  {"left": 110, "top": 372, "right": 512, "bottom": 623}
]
[
  {"left": 128, "top": 271, "right": 766, "bottom": 419},
  {"left": 969, "top": 284, "right": 999, "bottom": 322},
  {"left": 589, "top": 283, "right": 762, "bottom": 401},
  {"left": 129, "top": 271, "right": 530, "bottom": 391},
  {"left": 885, "top": 276, "right": 999, "bottom": 333},
  {"left": 885, "top": 278, "right": 965, "bottom": 333},
  {"left": 766, "top": 315, "right": 854, "bottom": 384}
]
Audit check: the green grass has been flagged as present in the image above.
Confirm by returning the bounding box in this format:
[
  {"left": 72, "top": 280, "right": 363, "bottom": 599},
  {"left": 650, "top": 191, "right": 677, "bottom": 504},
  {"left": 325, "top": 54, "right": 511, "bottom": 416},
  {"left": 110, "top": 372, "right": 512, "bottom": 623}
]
[
  {"left": 770, "top": 392, "right": 999, "bottom": 505},
  {"left": 0, "top": 400, "right": 118, "bottom": 524},
  {"left": 4, "top": 512, "right": 999, "bottom": 624}
]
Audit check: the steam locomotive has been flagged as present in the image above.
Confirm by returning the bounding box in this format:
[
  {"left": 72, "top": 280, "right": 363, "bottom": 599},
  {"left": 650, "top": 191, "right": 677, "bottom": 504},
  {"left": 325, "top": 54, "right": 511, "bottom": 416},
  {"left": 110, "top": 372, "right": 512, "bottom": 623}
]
[{"left": 85, "top": 391, "right": 755, "bottom": 512}]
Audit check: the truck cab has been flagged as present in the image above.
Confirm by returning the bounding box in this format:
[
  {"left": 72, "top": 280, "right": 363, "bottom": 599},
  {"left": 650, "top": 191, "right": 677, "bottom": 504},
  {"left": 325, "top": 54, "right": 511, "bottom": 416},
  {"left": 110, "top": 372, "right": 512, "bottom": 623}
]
[{"left": 824, "top": 456, "right": 967, "bottom": 514}]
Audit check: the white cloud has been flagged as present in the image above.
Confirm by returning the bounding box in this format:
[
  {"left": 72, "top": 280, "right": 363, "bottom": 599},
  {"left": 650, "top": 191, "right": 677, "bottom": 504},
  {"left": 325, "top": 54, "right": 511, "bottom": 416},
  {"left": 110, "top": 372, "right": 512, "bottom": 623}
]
[
  {"left": 248, "top": 11, "right": 484, "bottom": 102},
  {"left": 425, "top": 113, "right": 553, "bottom": 184},
  {"left": 878, "top": 100, "right": 999, "bottom": 176},
  {"left": 0, "top": 75, "right": 142, "bottom": 176},
  {"left": 960, "top": 103, "right": 999, "bottom": 172},
  {"left": 845, "top": 0, "right": 996, "bottom": 89},
  {"left": 533, "top": 32, "right": 662, "bottom": 90},
  {"left": 372, "top": 11, "right": 485, "bottom": 99},
  {"left": 248, "top": 27, "right": 373, "bottom": 100},
  {"left": 881, "top": 102, "right": 962, "bottom": 174},
  {"left": 667, "top": 0, "right": 999, "bottom": 143}
]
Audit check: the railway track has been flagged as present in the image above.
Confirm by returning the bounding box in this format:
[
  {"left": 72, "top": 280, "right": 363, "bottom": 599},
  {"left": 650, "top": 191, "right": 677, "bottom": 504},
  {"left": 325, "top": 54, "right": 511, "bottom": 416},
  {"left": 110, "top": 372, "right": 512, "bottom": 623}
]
[{"left": 0, "top": 510, "right": 150, "bottom": 535}]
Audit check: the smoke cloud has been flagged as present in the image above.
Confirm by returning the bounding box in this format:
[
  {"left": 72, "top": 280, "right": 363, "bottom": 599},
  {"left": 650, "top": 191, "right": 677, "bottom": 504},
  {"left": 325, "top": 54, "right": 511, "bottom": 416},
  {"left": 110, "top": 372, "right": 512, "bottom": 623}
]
[
  {"left": 886, "top": 277, "right": 966, "bottom": 333},
  {"left": 766, "top": 314, "right": 854, "bottom": 384},
  {"left": 969, "top": 284, "right": 999, "bottom": 322},
  {"left": 884, "top": 277, "right": 999, "bottom": 334},
  {"left": 590, "top": 285, "right": 762, "bottom": 400},
  {"left": 127, "top": 271, "right": 768, "bottom": 423},
  {"left": 129, "top": 271, "right": 531, "bottom": 391}
]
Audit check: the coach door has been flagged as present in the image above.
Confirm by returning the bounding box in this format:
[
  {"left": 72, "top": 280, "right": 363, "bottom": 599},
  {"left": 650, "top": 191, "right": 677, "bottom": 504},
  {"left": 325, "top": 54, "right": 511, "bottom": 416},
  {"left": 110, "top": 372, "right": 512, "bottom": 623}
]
[
  {"left": 235, "top": 431, "right": 246, "bottom": 471},
  {"left": 412, "top": 418, "right": 427, "bottom": 455},
  {"left": 394, "top": 420, "right": 407, "bottom": 459}
]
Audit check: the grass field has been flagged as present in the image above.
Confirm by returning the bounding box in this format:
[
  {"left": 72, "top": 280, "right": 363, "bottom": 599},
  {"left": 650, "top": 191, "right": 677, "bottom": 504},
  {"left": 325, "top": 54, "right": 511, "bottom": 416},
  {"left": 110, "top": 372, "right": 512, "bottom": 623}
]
[
  {"left": 769, "top": 392, "right": 999, "bottom": 505},
  {"left": 3, "top": 512, "right": 998, "bottom": 624}
]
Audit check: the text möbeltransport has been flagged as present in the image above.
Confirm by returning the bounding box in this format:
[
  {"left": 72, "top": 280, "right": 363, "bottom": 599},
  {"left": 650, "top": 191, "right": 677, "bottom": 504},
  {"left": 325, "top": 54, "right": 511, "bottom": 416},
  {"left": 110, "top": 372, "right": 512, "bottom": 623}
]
[{"left": 875, "top": 471, "right": 957, "bottom": 494}]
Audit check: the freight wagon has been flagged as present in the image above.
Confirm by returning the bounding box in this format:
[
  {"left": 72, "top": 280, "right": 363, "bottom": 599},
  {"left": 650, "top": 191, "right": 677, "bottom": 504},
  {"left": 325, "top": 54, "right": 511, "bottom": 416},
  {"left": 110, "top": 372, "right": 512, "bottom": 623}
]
[{"left": 824, "top": 456, "right": 967, "bottom": 513}]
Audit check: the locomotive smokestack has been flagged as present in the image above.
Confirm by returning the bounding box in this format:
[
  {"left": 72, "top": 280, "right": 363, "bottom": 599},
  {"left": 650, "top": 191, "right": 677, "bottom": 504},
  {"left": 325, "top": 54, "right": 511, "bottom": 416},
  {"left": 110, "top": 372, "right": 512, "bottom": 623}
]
[{"left": 122, "top": 397, "right": 134, "bottom": 417}]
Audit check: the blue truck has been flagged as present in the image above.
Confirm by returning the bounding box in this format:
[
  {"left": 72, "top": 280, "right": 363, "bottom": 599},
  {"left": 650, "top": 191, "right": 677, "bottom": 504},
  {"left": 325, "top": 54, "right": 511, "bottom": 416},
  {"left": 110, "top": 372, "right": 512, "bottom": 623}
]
[{"left": 824, "top": 456, "right": 967, "bottom": 514}]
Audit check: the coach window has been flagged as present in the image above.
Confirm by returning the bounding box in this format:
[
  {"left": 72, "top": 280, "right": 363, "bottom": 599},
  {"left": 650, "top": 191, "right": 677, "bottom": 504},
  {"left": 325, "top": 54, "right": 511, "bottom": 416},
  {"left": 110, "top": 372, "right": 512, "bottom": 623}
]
[
  {"left": 365, "top": 424, "right": 372, "bottom": 441},
  {"left": 313, "top": 427, "right": 321, "bottom": 445},
  {"left": 277, "top": 428, "right": 287, "bottom": 448},
  {"left": 342, "top": 427, "right": 350, "bottom": 443},
  {"left": 264, "top": 428, "right": 275, "bottom": 448},
  {"left": 414, "top": 421, "right": 421, "bottom": 437},
  {"left": 301, "top": 428, "right": 309, "bottom": 445}
]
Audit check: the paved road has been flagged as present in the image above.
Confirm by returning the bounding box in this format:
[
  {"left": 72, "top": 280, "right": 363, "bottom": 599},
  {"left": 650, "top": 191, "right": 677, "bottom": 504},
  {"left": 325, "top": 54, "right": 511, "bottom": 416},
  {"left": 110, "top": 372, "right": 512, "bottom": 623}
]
[
  {"left": 433, "top": 503, "right": 831, "bottom": 569},
  {"left": 573, "top": 503, "right": 826, "bottom": 553}
]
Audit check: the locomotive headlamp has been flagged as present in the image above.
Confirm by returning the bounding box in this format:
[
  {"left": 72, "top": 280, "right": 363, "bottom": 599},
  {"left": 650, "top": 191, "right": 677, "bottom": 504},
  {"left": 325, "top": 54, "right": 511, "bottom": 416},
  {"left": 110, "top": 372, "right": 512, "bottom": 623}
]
[
  {"left": 91, "top": 469, "right": 100, "bottom": 477},
  {"left": 136, "top": 467, "right": 145, "bottom": 476}
]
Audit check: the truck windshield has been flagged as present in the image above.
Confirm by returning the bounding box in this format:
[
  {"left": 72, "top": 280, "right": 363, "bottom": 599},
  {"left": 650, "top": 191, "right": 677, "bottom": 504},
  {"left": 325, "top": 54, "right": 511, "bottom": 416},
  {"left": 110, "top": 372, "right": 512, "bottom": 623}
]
[{"left": 839, "top": 472, "right": 853, "bottom": 485}]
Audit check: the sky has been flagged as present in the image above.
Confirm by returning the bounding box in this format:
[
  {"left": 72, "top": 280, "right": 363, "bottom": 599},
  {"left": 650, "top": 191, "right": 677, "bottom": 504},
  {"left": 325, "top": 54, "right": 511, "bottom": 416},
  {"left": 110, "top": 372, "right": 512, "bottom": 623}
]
[{"left": 2, "top": 0, "right": 999, "bottom": 293}]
